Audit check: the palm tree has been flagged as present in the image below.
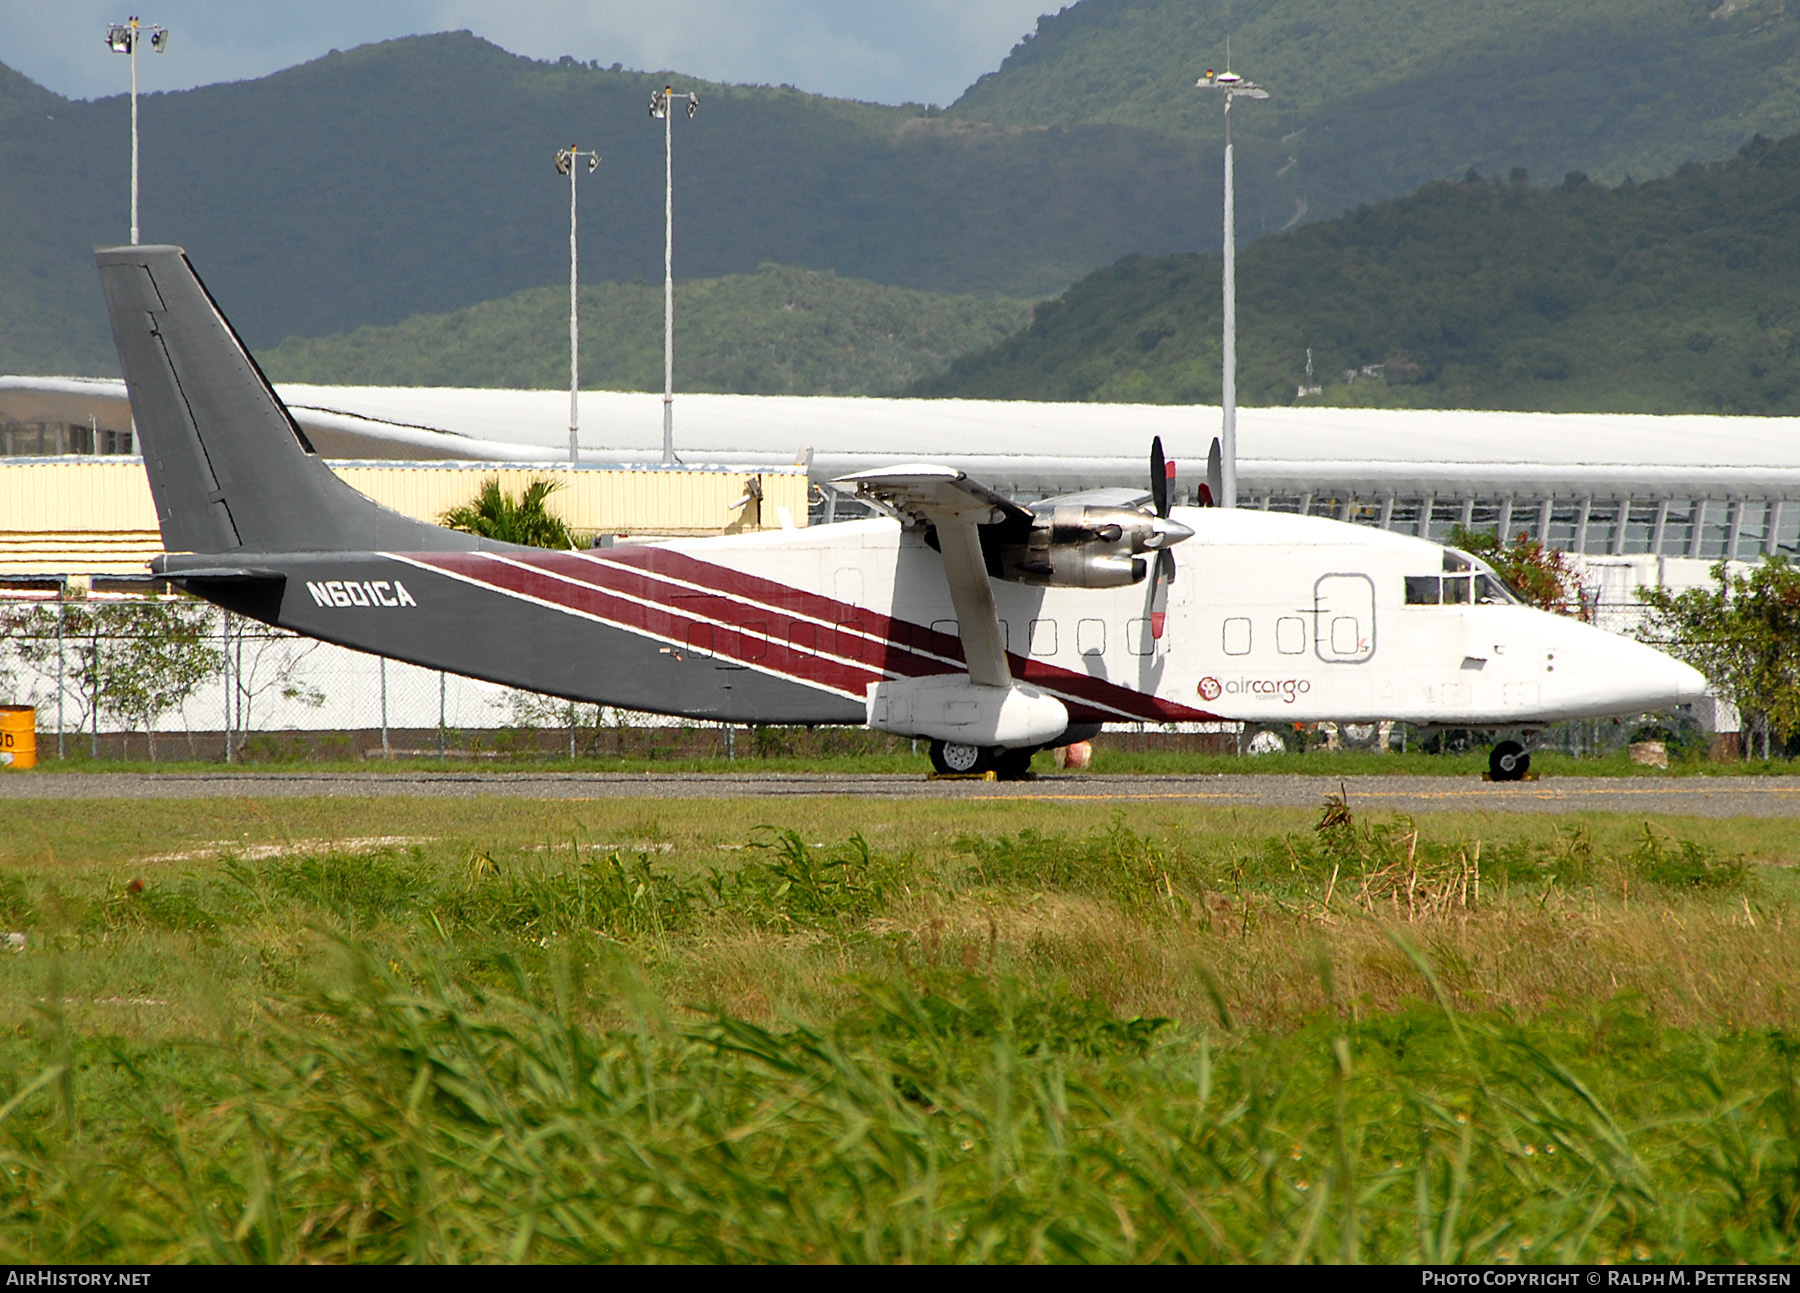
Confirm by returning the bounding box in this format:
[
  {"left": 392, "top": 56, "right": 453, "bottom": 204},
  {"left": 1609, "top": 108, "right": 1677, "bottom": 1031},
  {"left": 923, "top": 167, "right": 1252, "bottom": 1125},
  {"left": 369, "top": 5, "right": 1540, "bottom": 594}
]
[{"left": 439, "top": 477, "right": 576, "bottom": 549}]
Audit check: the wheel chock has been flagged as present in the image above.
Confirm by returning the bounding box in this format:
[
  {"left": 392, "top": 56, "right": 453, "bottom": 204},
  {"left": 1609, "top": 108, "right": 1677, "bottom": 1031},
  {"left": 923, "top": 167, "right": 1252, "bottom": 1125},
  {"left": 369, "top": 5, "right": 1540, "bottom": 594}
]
[
  {"left": 1481, "top": 772, "right": 1542, "bottom": 782},
  {"left": 927, "top": 771, "right": 999, "bottom": 781}
]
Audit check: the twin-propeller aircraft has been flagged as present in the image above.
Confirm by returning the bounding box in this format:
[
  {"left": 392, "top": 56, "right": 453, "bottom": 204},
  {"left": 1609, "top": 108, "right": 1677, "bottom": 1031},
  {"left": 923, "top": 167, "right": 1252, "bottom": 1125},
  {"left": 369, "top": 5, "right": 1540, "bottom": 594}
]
[{"left": 98, "top": 244, "right": 1706, "bottom": 780}]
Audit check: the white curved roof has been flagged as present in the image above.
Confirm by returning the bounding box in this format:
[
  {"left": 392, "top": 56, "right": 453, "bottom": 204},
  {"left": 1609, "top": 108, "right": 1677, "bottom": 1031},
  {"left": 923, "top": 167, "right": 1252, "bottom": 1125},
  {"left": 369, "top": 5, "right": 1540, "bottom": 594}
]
[{"left": 7, "top": 377, "right": 1800, "bottom": 498}]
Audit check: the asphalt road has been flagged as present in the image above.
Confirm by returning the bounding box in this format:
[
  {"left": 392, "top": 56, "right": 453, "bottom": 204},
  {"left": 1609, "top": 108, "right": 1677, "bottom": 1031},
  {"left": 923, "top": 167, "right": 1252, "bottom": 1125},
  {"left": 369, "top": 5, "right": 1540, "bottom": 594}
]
[{"left": 2, "top": 771, "right": 1799, "bottom": 816}]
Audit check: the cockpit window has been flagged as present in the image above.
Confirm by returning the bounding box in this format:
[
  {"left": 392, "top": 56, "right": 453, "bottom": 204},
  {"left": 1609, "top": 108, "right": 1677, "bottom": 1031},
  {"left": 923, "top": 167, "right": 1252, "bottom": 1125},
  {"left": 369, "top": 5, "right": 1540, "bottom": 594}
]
[
  {"left": 1408, "top": 551, "right": 1523, "bottom": 606},
  {"left": 1472, "top": 571, "right": 1519, "bottom": 605}
]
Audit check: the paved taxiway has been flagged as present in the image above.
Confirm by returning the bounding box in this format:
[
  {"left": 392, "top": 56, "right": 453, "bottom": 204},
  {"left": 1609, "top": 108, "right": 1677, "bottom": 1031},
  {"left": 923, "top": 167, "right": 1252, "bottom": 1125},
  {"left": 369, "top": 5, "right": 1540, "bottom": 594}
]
[{"left": 2, "top": 772, "right": 1799, "bottom": 816}]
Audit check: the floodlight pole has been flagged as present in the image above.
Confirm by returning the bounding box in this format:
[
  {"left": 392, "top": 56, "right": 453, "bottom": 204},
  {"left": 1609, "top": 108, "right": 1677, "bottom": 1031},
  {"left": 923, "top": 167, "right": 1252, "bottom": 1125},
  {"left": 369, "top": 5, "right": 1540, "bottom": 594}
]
[
  {"left": 107, "top": 16, "right": 168, "bottom": 245},
  {"left": 649, "top": 86, "right": 699, "bottom": 465},
  {"left": 1197, "top": 67, "right": 1267, "bottom": 508},
  {"left": 555, "top": 145, "right": 600, "bottom": 467}
]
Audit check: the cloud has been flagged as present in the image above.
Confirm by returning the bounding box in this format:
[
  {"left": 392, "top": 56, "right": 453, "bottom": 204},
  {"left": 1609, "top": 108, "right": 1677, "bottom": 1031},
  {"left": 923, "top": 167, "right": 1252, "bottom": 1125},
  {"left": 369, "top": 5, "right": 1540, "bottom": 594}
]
[{"left": 0, "top": 0, "right": 1054, "bottom": 105}]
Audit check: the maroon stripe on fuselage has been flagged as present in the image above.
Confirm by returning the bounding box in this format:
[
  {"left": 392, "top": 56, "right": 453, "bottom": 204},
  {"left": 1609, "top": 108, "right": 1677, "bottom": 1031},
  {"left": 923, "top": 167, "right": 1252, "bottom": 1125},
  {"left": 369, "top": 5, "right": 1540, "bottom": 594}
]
[
  {"left": 500, "top": 549, "right": 959, "bottom": 681},
  {"left": 411, "top": 548, "right": 1216, "bottom": 723},
  {"left": 408, "top": 552, "right": 885, "bottom": 697}
]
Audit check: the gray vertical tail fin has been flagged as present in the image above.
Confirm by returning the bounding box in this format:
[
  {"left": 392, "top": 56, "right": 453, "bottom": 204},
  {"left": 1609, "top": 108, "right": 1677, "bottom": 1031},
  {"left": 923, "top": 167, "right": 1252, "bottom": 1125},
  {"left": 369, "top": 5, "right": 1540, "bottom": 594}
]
[{"left": 96, "top": 244, "right": 470, "bottom": 555}]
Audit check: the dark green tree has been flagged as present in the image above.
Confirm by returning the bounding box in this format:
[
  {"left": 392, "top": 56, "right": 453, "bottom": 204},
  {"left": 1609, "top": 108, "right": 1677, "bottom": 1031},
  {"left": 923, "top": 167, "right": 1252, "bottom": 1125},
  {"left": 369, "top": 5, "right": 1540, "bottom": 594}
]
[{"left": 439, "top": 477, "right": 575, "bottom": 549}]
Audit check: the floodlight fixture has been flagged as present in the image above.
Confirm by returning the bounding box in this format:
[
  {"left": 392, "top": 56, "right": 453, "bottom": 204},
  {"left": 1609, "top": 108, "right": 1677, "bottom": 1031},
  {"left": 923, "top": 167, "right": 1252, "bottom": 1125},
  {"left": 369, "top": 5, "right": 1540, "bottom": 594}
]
[
  {"left": 555, "top": 144, "right": 602, "bottom": 467},
  {"left": 107, "top": 16, "right": 169, "bottom": 244},
  {"left": 1195, "top": 63, "right": 1269, "bottom": 508},
  {"left": 648, "top": 86, "right": 701, "bottom": 465}
]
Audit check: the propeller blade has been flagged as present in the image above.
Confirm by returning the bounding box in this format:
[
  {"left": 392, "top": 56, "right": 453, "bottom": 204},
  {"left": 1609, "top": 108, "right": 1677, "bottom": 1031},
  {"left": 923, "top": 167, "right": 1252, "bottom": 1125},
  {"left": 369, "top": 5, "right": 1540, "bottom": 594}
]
[
  {"left": 1203, "top": 437, "right": 1223, "bottom": 508},
  {"left": 1149, "top": 548, "right": 1175, "bottom": 639},
  {"left": 1150, "top": 436, "right": 1171, "bottom": 518}
]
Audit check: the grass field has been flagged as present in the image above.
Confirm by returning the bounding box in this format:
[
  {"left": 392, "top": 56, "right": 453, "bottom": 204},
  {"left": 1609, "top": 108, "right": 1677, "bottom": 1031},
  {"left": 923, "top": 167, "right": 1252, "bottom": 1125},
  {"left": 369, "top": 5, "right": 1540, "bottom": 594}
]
[{"left": 0, "top": 792, "right": 1794, "bottom": 1262}]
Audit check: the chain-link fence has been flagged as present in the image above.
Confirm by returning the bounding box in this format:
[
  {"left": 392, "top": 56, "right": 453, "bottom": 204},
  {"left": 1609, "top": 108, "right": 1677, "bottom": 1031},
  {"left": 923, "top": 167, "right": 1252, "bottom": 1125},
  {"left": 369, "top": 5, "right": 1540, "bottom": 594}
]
[
  {"left": 0, "top": 584, "right": 1714, "bottom": 765},
  {"left": 0, "top": 589, "right": 862, "bottom": 763}
]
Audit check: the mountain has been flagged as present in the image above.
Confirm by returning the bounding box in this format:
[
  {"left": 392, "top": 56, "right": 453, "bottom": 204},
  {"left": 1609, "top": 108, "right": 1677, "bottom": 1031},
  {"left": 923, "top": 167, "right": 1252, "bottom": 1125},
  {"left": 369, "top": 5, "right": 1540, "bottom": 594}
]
[
  {"left": 922, "top": 131, "right": 1800, "bottom": 415},
  {"left": 0, "top": 33, "right": 1215, "bottom": 376},
  {"left": 259, "top": 264, "right": 1030, "bottom": 395},
  {"left": 952, "top": 0, "right": 1800, "bottom": 248}
]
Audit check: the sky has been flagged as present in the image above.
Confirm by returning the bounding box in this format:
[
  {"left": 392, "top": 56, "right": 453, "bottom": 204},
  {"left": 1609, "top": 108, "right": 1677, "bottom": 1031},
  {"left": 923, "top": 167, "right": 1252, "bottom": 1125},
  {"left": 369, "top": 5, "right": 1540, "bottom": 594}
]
[{"left": 0, "top": 0, "right": 1058, "bottom": 106}]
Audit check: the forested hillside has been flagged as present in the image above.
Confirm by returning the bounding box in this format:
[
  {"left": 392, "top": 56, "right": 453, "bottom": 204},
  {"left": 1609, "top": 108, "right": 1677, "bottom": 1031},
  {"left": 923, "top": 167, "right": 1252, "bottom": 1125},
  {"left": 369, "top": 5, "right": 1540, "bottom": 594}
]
[
  {"left": 923, "top": 133, "right": 1800, "bottom": 415},
  {"left": 953, "top": 0, "right": 1800, "bottom": 250},
  {"left": 13, "top": 4, "right": 1800, "bottom": 390},
  {"left": 260, "top": 265, "right": 1029, "bottom": 395},
  {"left": 0, "top": 33, "right": 1212, "bottom": 375}
]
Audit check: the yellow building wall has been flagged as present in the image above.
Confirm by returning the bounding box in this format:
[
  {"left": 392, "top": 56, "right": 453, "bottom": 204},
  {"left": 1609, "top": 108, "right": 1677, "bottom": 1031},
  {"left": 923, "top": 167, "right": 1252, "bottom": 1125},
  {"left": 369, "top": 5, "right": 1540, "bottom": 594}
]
[{"left": 0, "top": 461, "right": 808, "bottom": 575}]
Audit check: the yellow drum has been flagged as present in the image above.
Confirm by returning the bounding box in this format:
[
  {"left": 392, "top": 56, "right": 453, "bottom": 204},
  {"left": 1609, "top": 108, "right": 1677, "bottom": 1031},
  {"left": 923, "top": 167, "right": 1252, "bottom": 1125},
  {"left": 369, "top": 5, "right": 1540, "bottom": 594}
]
[{"left": 0, "top": 707, "right": 36, "bottom": 770}]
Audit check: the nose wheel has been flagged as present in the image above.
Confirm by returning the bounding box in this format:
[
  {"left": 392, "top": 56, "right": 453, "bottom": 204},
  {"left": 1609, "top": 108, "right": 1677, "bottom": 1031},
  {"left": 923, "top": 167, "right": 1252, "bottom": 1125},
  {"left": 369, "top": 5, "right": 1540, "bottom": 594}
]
[{"left": 1489, "top": 739, "right": 1531, "bottom": 782}]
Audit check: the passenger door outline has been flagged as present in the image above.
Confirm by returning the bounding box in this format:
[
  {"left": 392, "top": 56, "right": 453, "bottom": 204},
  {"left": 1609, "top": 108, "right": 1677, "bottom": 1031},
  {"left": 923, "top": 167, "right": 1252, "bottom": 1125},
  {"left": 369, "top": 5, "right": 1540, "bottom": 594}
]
[{"left": 1313, "top": 573, "right": 1376, "bottom": 664}]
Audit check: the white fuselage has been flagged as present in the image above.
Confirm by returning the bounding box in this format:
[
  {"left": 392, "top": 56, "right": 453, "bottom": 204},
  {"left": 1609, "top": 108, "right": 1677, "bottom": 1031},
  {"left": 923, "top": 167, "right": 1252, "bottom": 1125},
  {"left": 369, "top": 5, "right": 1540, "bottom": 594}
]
[{"left": 656, "top": 507, "right": 1706, "bottom": 728}]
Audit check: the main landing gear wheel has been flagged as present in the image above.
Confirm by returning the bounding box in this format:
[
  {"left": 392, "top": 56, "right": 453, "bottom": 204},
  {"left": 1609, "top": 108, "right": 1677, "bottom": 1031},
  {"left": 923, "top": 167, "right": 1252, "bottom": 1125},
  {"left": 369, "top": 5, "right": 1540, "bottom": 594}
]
[
  {"left": 1489, "top": 740, "right": 1531, "bottom": 782},
  {"left": 930, "top": 740, "right": 987, "bottom": 776},
  {"left": 927, "top": 741, "right": 1036, "bottom": 780},
  {"left": 993, "top": 748, "right": 1036, "bottom": 781}
]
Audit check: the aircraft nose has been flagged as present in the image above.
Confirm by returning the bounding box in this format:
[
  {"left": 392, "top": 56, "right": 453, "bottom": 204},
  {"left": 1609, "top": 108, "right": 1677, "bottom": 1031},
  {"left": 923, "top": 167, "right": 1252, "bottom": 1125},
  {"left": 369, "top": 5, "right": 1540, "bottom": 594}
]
[{"left": 1668, "top": 657, "right": 1709, "bottom": 705}]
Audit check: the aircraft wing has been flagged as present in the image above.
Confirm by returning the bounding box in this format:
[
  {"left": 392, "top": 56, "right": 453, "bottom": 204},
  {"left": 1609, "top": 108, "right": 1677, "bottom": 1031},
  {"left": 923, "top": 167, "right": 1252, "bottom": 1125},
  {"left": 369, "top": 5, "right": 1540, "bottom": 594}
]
[{"left": 833, "top": 464, "right": 1024, "bottom": 688}]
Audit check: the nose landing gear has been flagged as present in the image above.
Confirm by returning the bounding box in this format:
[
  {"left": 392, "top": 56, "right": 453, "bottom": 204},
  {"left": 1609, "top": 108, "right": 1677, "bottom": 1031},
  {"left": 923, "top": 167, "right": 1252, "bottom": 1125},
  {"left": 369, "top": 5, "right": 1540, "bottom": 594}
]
[{"left": 1488, "top": 739, "right": 1531, "bottom": 782}]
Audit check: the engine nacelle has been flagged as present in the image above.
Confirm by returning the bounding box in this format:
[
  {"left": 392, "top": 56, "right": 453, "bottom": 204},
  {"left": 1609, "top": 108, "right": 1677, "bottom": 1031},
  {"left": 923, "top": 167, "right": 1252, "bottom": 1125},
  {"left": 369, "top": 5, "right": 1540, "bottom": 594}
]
[{"left": 998, "top": 504, "right": 1186, "bottom": 588}]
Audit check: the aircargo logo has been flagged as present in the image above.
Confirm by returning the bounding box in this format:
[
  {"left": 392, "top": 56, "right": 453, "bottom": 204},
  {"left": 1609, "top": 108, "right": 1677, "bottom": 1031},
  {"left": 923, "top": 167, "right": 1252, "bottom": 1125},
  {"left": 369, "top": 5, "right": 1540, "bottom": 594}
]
[
  {"left": 306, "top": 579, "right": 417, "bottom": 609},
  {"left": 1199, "top": 675, "right": 1313, "bottom": 704}
]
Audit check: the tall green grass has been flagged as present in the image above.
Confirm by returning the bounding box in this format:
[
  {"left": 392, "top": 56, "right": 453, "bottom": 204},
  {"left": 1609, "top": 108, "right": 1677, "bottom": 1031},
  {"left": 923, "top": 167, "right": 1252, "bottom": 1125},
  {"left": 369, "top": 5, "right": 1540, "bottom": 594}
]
[
  {"left": 0, "top": 805, "right": 1791, "bottom": 1261},
  {"left": 0, "top": 945, "right": 1795, "bottom": 1262}
]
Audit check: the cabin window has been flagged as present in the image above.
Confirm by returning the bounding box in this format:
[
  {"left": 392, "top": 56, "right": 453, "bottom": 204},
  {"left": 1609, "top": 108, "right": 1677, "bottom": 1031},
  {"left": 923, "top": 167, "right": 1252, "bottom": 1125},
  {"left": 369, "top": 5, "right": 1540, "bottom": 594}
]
[
  {"left": 1029, "top": 619, "right": 1057, "bottom": 656},
  {"left": 835, "top": 621, "right": 865, "bottom": 660},
  {"left": 788, "top": 623, "right": 816, "bottom": 655},
  {"left": 1077, "top": 619, "right": 1105, "bottom": 656},
  {"left": 930, "top": 619, "right": 959, "bottom": 651},
  {"left": 742, "top": 622, "right": 768, "bottom": 660},
  {"left": 1405, "top": 576, "right": 1441, "bottom": 605},
  {"left": 1330, "top": 616, "right": 1360, "bottom": 656},
  {"left": 1276, "top": 616, "right": 1305, "bottom": 654},
  {"left": 1222, "top": 617, "right": 1251, "bottom": 656},
  {"left": 1127, "top": 618, "right": 1155, "bottom": 656}
]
